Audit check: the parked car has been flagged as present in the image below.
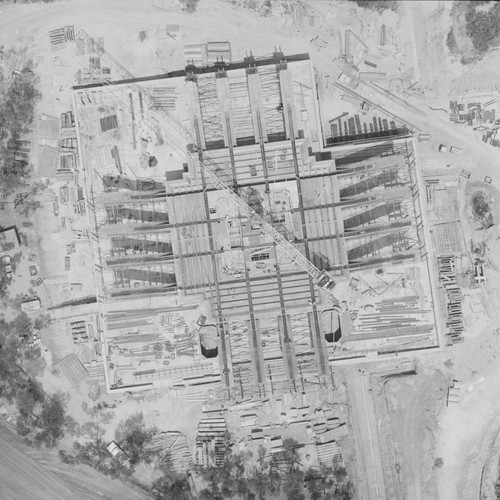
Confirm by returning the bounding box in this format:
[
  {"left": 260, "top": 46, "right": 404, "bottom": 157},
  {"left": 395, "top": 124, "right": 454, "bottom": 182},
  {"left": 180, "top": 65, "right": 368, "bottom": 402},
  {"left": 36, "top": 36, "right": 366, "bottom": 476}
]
[{"left": 1, "top": 255, "right": 13, "bottom": 279}]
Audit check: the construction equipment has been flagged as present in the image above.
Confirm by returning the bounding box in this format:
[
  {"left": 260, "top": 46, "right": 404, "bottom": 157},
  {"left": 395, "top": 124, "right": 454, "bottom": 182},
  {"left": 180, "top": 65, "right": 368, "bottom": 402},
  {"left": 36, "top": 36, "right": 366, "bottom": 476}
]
[{"left": 72, "top": 29, "right": 339, "bottom": 303}]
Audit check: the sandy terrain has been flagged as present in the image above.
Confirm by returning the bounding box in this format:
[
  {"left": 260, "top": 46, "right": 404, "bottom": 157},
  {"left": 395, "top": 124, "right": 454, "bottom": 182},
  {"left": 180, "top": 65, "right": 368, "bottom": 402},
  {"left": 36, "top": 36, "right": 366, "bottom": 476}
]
[
  {"left": 0, "top": 421, "right": 150, "bottom": 500},
  {"left": 435, "top": 354, "right": 500, "bottom": 500},
  {"left": 375, "top": 367, "right": 448, "bottom": 500}
]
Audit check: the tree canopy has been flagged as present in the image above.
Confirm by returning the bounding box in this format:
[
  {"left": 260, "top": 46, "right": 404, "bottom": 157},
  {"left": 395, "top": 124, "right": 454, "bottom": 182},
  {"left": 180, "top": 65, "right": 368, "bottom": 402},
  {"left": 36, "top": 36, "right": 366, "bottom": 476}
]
[{"left": 0, "top": 60, "right": 41, "bottom": 196}]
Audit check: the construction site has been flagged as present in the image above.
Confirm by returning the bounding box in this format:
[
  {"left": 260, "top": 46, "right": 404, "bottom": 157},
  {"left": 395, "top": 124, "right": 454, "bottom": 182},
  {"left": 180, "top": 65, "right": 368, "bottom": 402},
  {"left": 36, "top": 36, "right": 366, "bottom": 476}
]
[
  {"left": 71, "top": 31, "right": 439, "bottom": 400},
  {"left": 10, "top": 0, "right": 500, "bottom": 499}
]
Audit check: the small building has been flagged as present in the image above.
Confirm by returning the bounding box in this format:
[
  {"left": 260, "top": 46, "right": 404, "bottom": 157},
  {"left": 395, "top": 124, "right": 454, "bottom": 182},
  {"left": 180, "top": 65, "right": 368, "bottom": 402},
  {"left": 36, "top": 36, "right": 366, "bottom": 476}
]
[
  {"left": 0, "top": 226, "right": 21, "bottom": 252},
  {"left": 474, "top": 262, "right": 486, "bottom": 283},
  {"left": 20, "top": 298, "right": 41, "bottom": 313},
  {"left": 446, "top": 381, "right": 461, "bottom": 406}
]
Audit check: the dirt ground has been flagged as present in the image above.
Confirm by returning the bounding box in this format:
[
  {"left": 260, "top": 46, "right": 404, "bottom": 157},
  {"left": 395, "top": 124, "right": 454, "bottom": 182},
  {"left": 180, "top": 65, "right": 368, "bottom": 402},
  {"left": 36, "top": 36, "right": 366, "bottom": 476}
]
[
  {"left": 435, "top": 352, "right": 500, "bottom": 500},
  {"left": 373, "top": 366, "right": 448, "bottom": 500}
]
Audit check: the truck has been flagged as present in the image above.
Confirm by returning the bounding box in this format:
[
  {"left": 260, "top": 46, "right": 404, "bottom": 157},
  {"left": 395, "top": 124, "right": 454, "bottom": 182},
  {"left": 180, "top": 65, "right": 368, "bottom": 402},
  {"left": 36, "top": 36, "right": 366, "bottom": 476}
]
[
  {"left": 106, "top": 441, "right": 130, "bottom": 467},
  {"left": 1, "top": 255, "right": 13, "bottom": 279}
]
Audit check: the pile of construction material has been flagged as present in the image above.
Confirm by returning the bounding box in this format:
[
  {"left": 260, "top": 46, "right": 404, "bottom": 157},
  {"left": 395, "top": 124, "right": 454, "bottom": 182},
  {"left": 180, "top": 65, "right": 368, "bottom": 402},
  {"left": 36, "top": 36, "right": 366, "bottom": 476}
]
[
  {"left": 449, "top": 101, "right": 476, "bottom": 125},
  {"left": 438, "top": 256, "right": 464, "bottom": 344},
  {"left": 56, "top": 110, "right": 78, "bottom": 184},
  {"left": 143, "top": 431, "right": 192, "bottom": 473},
  {"left": 449, "top": 99, "right": 500, "bottom": 146},
  {"left": 195, "top": 417, "right": 227, "bottom": 467},
  {"left": 183, "top": 41, "right": 231, "bottom": 67},
  {"left": 49, "top": 26, "right": 75, "bottom": 51},
  {"left": 446, "top": 381, "right": 461, "bottom": 406},
  {"left": 311, "top": 404, "right": 346, "bottom": 466}
]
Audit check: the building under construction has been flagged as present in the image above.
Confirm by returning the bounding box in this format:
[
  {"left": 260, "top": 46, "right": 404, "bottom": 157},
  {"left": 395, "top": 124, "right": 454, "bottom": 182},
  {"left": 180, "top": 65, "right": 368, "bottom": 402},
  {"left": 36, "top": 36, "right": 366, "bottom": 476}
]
[{"left": 73, "top": 41, "right": 439, "bottom": 399}]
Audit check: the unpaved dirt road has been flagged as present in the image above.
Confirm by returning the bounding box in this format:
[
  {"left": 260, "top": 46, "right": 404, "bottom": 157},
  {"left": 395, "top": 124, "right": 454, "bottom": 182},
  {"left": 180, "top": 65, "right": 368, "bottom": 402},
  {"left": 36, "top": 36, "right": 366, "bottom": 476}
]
[{"left": 345, "top": 367, "right": 387, "bottom": 500}]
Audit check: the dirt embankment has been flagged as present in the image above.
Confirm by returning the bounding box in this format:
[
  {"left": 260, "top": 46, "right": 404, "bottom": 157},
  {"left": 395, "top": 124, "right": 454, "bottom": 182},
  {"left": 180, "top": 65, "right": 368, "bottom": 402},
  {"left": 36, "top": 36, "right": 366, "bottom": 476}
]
[{"left": 479, "top": 426, "right": 500, "bottom": 500}]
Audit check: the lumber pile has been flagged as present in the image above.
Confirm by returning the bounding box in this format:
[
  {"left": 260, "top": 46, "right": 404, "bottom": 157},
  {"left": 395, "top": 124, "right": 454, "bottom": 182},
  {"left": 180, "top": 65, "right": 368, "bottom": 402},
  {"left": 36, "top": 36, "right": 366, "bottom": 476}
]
[
  {"left": 195, "top": 417, "right": 227, "bottom": 467},
  {"left": 438, "top": 256, "right": 464, "bottom": 344},
  {"left": 144, "top": 431, "right": 192, "bottom": 472}
]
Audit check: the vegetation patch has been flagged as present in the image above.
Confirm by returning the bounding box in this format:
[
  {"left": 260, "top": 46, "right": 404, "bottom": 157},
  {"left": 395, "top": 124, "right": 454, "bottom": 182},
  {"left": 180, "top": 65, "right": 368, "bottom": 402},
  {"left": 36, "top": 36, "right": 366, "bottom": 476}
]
[
  {"left": 348, "top": 0, "right": 397, "bottom": 11},
  {"left": 227, "top": 0, "right": 272, "bottom": 16},
  {"left": 178, "top": 0, "right": 201, "bottom": 13},
  {"left": 472, "top": 190, "right": 494, "bottom": 229},
  {"left": 448, "top": 1, "right": 500, "bottom": 62},
  {"left": 0, "top": 59, "right": 41, "bottom": 197}
]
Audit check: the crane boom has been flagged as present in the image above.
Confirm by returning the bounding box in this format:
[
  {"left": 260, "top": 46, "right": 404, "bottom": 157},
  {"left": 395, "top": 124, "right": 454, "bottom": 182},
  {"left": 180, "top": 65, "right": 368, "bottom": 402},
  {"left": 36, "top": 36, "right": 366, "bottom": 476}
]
[{"left": 73, "top": 30, "right": 338, "bottom": 301}]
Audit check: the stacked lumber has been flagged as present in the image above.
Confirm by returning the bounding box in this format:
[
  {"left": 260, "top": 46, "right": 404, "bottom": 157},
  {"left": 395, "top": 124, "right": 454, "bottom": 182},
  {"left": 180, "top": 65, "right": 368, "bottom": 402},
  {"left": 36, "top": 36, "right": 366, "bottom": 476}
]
[
  {"left": 195, "top": 417, "right": 227, "bottom": 467},
  {"left": 144, "top": 431, "right": 192, "bottom": 472},
  {"left": 438, "top": 256, "right": 464, "bottom": 344}
]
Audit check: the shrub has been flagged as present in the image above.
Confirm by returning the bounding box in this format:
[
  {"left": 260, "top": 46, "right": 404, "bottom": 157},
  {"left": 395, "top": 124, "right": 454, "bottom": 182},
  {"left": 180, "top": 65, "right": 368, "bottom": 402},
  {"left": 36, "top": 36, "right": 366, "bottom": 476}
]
[{"left": 179, "top": 0, "right": 200, "bottom": 13}]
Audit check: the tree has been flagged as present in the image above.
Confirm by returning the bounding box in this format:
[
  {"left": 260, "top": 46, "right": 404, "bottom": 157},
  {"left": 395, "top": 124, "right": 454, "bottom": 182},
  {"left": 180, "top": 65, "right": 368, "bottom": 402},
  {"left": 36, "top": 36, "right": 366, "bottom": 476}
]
[
  {"left": 80, "top": 387, "right": 115, "bottom": 444},
  {"left": 152, "top": 473, "right": 192, "bottom": 500},
  {"left": 283, "top": 438, "right": 301, "bottom": 465},
  {"left": 179, "top": 0, "right": 200, "bottom": 13},
  {"left": 0, "top": 315, "right": 32, "bottom": 401},
  {"left": 282, "top": 468, "right": 306, "bottom": 500},
  {"left": 446, "top": 30, "right": 458, "bottom": 55},
  {"left": 34, "top": 392, "right": 69, "bottom": 447},
  {"left": 465, "top": 2, "right": 500, "bottom": 54},
  {"left": 114, "top": 412, "right": 156, "bottom": 464},
  {"left": 64, "top": 440, "right": 129, "bottom": 478},
  {"left": 16, "top": 378, "right": 45, "bottom": 415},
  {"left": 0, "top": 59, "right": 41, "bottom": 197},
  {"left": 349, "top": 0, "right": 397, "bottom": 11}
]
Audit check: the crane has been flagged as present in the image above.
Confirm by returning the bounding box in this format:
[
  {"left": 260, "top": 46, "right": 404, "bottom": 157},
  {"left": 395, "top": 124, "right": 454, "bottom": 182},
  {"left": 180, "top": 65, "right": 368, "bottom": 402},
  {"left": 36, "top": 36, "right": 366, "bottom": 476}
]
[{"left": 73, "top": 29, "right": 339, "bottom": 304}]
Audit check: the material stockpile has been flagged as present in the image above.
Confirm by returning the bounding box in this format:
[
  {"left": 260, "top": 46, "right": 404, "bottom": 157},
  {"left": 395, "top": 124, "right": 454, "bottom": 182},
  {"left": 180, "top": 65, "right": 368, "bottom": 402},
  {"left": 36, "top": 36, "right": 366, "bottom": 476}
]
[
  {"left": 437, "top": 256, "right": 464, "bottom": 344},
  {"left": 195, "top": 417, "right": 227, "bottom": 467},
  {"left": 143, "top": 431, "right": 192, "bottom": 473},
  {"left": 348, "top": 295, "right": 434, "bottom": 341},
  {"left": 313, "top": 411, "right": 346, "bottom": 466}
]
